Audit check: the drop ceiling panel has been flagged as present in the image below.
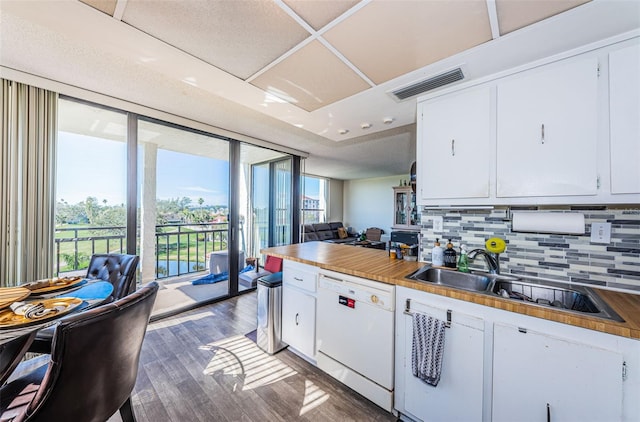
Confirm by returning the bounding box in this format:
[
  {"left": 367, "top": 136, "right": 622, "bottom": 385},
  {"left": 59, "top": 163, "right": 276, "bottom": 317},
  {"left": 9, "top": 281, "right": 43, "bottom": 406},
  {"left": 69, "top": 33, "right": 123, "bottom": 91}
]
[
  {"left": 251, "top": 40, "right": 370, "bottom": 112},
  {"left": 78, "top": 0, "right": 117, "bottom": 16},
  {"left": 282, "top": 0, "right": 360, "bottom": 30},
  {"left": 323, "top": 0, "right": 492, "bottom": 85},
  {"left": 496, "top": 0, "right": 591, "bottom": 35},
  {"left": 121, "top": 0, "right": 311, "bottom": 80}
]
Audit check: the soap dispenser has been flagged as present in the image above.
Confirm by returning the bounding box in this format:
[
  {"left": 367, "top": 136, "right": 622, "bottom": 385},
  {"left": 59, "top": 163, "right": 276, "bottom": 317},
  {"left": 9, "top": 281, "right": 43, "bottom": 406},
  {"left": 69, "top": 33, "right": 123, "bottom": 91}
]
[
  {"left": 431, "top": 238, "right": 444, "bottom": 267},
  {"left": 458, "top": 245, "right": 469, "bottom": 273},
  {"left": 443, "top": 239, "right": 458, "bottom": 269}
]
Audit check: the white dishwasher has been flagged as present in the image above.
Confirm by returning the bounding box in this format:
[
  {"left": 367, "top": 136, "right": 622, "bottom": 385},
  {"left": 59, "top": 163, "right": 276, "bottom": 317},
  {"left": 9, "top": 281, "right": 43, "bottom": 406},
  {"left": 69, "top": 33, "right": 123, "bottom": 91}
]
[{"left": 316, "top": 270, "right": 395, "bottom": 412}]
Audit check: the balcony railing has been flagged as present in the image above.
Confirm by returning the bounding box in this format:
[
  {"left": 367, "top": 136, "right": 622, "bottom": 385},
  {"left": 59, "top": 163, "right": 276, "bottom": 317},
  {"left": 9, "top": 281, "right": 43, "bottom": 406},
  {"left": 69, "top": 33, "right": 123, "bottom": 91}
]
[
  {"left": 54, "top": 223, "right": 236, "bottom": 279},
  {"left": 155, "top": 223, "right": 229, "bottom": 278}
]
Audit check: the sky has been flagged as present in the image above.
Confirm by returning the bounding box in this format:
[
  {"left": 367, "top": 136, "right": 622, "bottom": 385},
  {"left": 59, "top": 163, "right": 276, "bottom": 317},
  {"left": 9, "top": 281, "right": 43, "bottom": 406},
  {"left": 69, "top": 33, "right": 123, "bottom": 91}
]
[
  {"left": 303, "top": 175, "right": 321, "bottom": 199},
  {"left": 57, "top": 131, "right": 322, "bottom": 208},
  {"left": 57, "top": 132, "right": 229, "bottom": 206}
]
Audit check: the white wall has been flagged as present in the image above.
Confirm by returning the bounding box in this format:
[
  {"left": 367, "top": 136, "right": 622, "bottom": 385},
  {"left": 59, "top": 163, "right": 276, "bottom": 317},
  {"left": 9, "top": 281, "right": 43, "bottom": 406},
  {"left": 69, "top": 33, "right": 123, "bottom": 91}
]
[
  {"left": 343, "top": 174, "right": 409, "bottom": 235},
  {"left": 328, "top": 178, "right": 344, "bottom": 222}
]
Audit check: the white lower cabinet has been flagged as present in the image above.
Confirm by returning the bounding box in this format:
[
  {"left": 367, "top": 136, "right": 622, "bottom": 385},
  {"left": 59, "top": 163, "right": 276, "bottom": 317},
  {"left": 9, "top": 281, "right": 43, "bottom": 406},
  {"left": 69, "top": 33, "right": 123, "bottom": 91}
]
[
  {"left": 395, "top": 287, "right": 485, "bottom": 422},
  {"left": 492, "top": 322, "right": 624, "bottom": 422},
  {"left": 282, "top": 286, "right": 315, "bottom": 359},
  {"left": 395, "top": 286, "right": 640, "bottom": 422},
  {"left": 281, "top": 260, "right": 317, "bottom": 361}
]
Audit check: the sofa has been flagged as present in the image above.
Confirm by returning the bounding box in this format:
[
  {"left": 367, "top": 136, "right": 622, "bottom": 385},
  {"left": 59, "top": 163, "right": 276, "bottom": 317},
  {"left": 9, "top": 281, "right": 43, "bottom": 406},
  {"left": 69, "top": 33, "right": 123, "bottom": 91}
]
[{"left": 302, "top": 222, "right": 358, "bottom": 243}]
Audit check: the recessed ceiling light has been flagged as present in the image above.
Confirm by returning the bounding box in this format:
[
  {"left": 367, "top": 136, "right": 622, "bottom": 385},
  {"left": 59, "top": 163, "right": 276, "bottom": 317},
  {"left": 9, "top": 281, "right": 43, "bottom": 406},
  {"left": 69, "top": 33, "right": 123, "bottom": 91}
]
[
  {"left": 361, "top": 123, "right": 372, "bottom": 129},
  {"left": 338, "top": 129, "right": 349, "bottom": 135},
  {"left": 383, "top": 117, "right": 395, "bottom": 125}
]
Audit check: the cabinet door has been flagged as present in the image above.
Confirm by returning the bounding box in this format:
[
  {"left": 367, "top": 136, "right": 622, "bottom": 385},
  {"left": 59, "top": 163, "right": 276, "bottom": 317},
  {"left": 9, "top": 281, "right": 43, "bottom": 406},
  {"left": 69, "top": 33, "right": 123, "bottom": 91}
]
[
  {"left": 282, "top": 286, "right": 315, "bottom": 359},
  {"left": 492, "top": 323, "right": 623, "bottom": 422},
  {"left": 418, "top": 86, "right": 491, "bottom": 200},
  {"left": 609, "top": 44, "right": 640, "bottom": 194},
  {"left": 393, "top": 186, "right": 418, "bottom": 228},
  {"left": 497, "top": 57, "right": 598, "bottom": 197},
  {"left": 401, "top": 301, "right": 484, "bottom": 422},
  {"left": 395, "top": 188, "right": 409, "bottom": 226}
]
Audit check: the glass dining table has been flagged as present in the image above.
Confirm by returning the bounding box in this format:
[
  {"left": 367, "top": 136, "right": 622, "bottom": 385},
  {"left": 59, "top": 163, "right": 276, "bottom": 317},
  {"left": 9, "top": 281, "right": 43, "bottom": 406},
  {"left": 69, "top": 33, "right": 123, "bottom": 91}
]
[{"left": 0, "top": 279, "right": 114, "bottom": 384}]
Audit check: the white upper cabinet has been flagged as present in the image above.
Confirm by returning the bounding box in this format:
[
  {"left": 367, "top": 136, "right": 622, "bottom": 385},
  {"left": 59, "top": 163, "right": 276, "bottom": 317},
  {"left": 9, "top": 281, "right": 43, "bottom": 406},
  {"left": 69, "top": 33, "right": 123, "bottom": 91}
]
[
  {"left": 417, "top": 86, "right": 491, "bottom": 201},
  {"left": 496, "top": 57, "right": 599, "bottom": 198},
  {"left": 609, "top": 44, "right": 640, "bottom": 194},
  {"left": 415, "top": 34, "right": 640, "bottom": 205}
]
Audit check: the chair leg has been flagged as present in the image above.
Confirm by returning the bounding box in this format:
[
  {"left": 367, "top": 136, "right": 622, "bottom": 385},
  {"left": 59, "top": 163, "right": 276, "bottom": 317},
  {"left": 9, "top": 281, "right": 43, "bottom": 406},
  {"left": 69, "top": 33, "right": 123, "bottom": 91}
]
[{"left": 119, "top": 397, "right": 137, "bottom": 422}]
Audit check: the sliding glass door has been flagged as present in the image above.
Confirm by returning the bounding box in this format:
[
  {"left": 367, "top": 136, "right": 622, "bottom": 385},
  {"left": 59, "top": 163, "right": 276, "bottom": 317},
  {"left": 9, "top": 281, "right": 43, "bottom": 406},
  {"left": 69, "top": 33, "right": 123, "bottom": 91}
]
[
  {"left": 249, "top": 156, "right": 295, "bottom": 259},
  {"left": 242, "top": 146, "right": 290, "bottom": 280},
  {"left": 274, "top": 159, "right": 292, "bottom": 246},
  {"left": 55, "top": 96, "right": 301, "bottom": 314},
  {"left": 55, "top": 99, "right": 128, "bottom": 274}
]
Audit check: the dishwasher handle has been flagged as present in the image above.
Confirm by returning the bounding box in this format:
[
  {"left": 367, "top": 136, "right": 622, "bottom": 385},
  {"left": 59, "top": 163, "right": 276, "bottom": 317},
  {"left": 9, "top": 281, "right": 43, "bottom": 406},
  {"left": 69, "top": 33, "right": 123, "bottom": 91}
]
[{"left": 319, "top": 274, "right": 343, "bottom": 283}]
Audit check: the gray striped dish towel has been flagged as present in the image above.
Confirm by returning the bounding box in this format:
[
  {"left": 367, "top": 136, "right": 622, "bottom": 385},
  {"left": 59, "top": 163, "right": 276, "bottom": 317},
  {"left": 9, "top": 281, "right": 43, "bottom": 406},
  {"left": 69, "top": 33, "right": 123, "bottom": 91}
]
[{"left": 412, "top": 312, "right": 446, "bottom": 386}]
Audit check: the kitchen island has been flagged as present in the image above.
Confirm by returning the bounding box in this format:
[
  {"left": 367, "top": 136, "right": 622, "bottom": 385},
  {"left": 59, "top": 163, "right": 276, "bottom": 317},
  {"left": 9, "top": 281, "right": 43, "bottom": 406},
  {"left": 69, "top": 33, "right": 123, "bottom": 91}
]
[{"left": 264, "top": 241, "right": 640, "bottom": 422}]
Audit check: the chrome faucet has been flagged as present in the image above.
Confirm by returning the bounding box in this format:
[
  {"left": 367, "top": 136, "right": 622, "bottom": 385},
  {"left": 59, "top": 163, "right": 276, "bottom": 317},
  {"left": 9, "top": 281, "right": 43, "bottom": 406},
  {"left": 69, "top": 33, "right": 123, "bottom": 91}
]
[{"left": 468, "top": 249, "right": 500, "bottom": 274}]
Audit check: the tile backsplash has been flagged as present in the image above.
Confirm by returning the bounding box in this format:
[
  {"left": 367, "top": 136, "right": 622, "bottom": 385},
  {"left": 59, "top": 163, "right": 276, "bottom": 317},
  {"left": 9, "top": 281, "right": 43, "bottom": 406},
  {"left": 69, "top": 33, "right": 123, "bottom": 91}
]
[{"left": 420, "top": 206, "right": 640, "bottom": 293}]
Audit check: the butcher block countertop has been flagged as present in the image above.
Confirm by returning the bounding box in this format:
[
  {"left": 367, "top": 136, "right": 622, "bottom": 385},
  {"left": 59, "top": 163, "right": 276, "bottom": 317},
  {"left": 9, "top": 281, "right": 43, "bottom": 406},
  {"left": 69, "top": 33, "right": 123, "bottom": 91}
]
[{"left": 263, "top": 242, "right": 640, "bottom": 340}]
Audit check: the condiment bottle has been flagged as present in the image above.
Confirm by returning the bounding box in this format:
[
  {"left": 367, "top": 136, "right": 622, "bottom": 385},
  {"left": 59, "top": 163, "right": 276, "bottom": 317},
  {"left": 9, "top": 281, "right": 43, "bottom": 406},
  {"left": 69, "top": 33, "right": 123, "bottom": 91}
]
[
  {"left": 431, "top": 238, "right": 444, "bottom": 267},
  {"left": 458, "top": 245, "right": 469, "bottom": 273},
  {"left": 443, "top": 239, "right": 457, "bottom": 269}
]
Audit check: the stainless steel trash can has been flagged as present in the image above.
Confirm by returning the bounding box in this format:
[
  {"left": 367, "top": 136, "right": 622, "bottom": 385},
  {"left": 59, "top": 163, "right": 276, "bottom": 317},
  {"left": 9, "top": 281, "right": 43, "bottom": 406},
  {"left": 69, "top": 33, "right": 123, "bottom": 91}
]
[{"left": 256, "top": 272, "right": 287, "bottom": 354}]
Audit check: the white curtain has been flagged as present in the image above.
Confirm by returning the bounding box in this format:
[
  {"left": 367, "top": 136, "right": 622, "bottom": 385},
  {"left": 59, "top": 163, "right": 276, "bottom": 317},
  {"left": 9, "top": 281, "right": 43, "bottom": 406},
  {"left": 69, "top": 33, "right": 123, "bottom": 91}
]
[{"left": 1, "top": 79, "right": 57, "bottom": 286}]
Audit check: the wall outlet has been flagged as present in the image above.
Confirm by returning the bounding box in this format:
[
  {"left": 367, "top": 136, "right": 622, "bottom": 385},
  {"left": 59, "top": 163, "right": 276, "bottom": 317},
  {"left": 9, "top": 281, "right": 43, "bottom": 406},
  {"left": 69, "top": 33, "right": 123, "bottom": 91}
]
[
  {"left": 433, "top": 216, "right": 444, "bottom": 233},
  {"left": 590, "top": 222, "right": 612, "bottom": 244}
]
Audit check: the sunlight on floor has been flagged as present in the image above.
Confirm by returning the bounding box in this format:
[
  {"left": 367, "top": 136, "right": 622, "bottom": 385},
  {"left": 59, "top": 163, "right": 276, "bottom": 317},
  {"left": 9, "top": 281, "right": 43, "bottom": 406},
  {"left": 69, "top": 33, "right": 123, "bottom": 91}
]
[
  {"left": 202, "top": 334, "right": 331, "bottom": 416},
  {"left": 203, "top": 335, "right": 297, "bottom": 390},
  {"left": 300, "top": 379, "right": 330, "bottom": 416}
]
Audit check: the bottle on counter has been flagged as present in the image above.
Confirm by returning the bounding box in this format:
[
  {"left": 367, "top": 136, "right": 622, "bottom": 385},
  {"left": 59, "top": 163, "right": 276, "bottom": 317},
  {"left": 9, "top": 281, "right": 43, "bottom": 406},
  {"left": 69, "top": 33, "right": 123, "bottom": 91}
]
[
  {"left": 431, "top": 238, "right": 444, "bottom": 267},
  {"left": 458, "top": 244, "right": 469, "bottom": 273},
  {"left": 444, "top": 239, "right": 457, "bottom": 269}
]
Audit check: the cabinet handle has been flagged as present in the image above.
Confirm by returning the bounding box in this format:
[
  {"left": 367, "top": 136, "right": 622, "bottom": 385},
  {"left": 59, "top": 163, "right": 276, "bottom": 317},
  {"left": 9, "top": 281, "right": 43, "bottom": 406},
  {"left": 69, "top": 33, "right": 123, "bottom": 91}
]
[
  {"left": 541, "top": 124, "right": 545, "bottom": 144},
  {"left": 451, "top": 139, "right": 455, "bottom": 156},
  {"left": 295, "top": 313, "right": 299, "bottom": 326},
  {"left": 294, "top": 277, "right": 303, "bottom": 282},
  {"left": 547, "top": 403, "right": 551, "bottom": 422}
]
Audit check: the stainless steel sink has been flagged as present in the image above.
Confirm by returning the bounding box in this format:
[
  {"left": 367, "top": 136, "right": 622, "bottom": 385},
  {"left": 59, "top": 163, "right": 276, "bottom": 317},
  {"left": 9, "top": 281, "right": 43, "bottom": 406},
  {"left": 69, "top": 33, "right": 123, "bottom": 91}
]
[
  {"left": 406, "top": 267, "right": 492, "bottom": 292},
  {"left": 406, "top": 266, "right": 624, "bottom": 322},
  {"left": 492, "top": 279, "right": 624, "bottom": 322}
]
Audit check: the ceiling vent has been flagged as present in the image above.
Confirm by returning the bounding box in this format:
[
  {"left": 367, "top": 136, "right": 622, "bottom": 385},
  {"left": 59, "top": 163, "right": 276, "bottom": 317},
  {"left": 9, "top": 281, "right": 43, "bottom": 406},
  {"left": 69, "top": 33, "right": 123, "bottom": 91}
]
[{"left": 391, "top": 68, "right": 464, "bottom": 101}]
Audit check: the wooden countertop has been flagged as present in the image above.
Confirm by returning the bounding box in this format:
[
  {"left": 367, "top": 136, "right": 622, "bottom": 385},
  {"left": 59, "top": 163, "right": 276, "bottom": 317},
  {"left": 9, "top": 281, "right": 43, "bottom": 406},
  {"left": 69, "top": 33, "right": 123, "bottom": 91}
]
[{"left": 263, "top": 242, "right": 640, "bottom": 340}]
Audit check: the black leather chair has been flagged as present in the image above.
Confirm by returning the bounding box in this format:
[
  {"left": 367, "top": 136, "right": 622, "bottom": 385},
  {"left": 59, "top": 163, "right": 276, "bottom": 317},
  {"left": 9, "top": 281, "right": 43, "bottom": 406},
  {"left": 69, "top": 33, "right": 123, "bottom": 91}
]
[
  {"left": 0, "top": 281, "right": 159, "bottom": 422},
  {"left": 29, "top": 253, "right": 140, "bottom": 354},
  {"left": 0, "top": 332, "right": 38, "bottom": 386},
  {"left": 85, "top": 253, "right": 140, "bottom": 300}
]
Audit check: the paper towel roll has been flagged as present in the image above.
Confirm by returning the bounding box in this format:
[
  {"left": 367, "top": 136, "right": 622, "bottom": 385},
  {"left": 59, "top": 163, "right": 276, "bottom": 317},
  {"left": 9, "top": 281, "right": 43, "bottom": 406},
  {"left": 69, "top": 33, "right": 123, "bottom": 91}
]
[{"left": 512, "top": 212, "right": 585, "bottom": 235}]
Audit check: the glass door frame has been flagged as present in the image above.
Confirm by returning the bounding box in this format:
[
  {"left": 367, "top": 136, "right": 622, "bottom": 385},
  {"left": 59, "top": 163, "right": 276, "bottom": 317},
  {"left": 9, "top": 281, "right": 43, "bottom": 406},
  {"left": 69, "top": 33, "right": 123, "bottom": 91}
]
[{"left": 228, "top": 140, "right": 240, "bottom": 296}]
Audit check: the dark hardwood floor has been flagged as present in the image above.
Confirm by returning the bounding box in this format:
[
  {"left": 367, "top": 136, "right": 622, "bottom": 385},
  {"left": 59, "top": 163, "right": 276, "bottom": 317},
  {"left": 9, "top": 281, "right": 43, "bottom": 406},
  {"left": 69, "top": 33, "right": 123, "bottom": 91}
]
[{"left": 131, "top": 292, "right": 396, "bottom": 421}]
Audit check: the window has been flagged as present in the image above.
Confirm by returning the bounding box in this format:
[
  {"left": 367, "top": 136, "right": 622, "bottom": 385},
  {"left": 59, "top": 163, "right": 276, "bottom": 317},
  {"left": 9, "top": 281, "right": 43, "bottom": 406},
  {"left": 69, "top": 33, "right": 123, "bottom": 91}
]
[{"left": 302, "top": 175, "right": 327, "bottom": 224}]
